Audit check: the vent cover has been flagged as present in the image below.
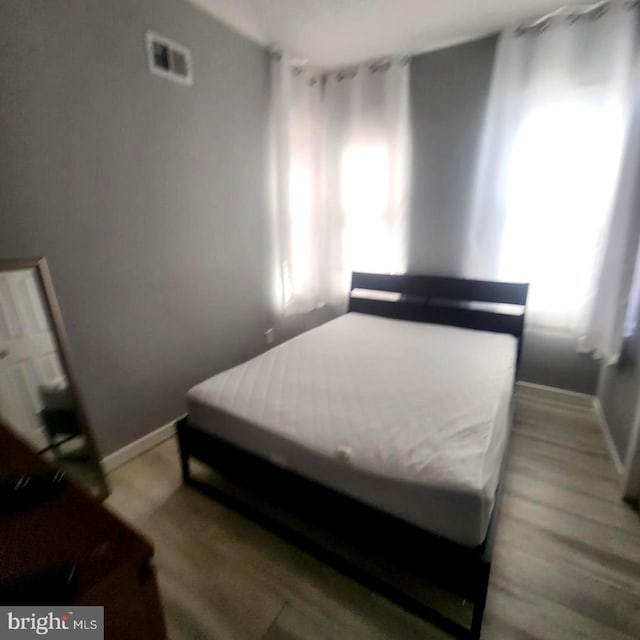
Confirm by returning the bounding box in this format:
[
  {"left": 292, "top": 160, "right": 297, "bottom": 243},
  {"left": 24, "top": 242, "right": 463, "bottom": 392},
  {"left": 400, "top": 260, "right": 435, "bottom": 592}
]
[{"left": 146, "top": 31, "right": 193, "bottom": 86}]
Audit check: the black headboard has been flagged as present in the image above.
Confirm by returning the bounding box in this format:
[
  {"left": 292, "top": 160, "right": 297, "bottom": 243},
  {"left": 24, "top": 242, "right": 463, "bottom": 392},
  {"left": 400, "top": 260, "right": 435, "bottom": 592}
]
[{"left": 348, "top": 272, "right": 529, "bottom": 345}]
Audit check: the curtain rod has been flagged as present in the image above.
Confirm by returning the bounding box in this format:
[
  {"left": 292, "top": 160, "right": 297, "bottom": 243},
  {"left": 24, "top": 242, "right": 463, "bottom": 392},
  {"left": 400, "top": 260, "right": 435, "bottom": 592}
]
[
  {"left": 269, "top": 48, "right": 409, "bottom": 79},
  {"left": 517, "top": 0, "right": 636, "bottom": 33}
]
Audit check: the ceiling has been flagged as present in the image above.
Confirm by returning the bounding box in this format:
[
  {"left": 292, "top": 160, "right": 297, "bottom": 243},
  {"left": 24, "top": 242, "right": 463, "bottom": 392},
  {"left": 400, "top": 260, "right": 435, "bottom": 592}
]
[{"left": 185, "top": 0, "right": 587, "bottom": 69}]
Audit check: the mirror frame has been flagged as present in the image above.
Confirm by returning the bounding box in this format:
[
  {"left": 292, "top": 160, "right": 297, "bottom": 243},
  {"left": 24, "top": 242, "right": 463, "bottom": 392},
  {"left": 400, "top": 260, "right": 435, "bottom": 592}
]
[{"left": 0, "top": 256, "right": 109, "bottom": 500}]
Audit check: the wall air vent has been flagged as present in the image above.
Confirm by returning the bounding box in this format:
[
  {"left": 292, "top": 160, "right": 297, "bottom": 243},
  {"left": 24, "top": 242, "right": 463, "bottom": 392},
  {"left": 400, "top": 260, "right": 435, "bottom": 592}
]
[{"left": 146, "top": 31, "right": 193, "bottom": 86}]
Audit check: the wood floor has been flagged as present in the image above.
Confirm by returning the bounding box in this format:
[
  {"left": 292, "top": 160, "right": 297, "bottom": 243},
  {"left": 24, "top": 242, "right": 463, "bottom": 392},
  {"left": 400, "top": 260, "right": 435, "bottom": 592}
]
[{"left": 106, "top": 385, "right": 640, "bottom": 639}]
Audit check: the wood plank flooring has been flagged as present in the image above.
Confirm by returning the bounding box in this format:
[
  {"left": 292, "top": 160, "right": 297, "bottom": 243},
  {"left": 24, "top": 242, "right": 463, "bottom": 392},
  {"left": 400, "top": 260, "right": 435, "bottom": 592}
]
[{"left": 106, "top": 386, "right": 640, "bottom": 639}]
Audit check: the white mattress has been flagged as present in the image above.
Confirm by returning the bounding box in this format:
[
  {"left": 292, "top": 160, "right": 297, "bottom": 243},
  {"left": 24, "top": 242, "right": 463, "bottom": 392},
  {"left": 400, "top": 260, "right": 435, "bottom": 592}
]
[{"left": 188, "top": 312, "right": 516, "bottom": 547}]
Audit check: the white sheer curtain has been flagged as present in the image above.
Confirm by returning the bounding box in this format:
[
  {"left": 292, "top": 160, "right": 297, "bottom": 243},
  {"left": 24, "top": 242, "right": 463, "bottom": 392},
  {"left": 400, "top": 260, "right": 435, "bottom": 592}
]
[
  {"left": 466, "top": 2, "right": 638, "bottom": 359},
  {"left": 269, "top": 53, "right": 324, "bottom": 315},
  {"left": 269, "top": 54, "right": 410, "bottom": 316},
  {"left": 323, "top": 61, "right": 410, "bottom": 299}
]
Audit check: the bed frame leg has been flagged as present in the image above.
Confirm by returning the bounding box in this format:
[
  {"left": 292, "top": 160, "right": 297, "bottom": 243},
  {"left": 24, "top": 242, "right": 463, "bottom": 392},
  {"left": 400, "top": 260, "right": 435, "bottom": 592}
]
[
  {"left": 176, "top": 417, "right": 192, "bottom": 484},
  {"left": 470, "top": 561, "right": 491, "bottom": 639}
]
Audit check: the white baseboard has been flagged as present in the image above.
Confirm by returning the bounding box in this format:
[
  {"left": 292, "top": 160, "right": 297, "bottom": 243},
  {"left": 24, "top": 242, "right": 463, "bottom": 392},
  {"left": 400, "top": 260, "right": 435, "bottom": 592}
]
[
  {"left": 592, "top": 397, "right": 624, "bottom": 476},
  {"left": 102, "top": 419, "right": 178, "bottom": 473},
  {"left": 515, "top": 381, "right": 593, "bottom": 409}
]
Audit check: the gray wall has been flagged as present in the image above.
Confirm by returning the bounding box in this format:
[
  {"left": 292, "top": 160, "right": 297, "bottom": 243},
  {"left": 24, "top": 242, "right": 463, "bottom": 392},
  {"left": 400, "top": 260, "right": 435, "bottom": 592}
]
[
  {"left": 408, "top": 37, "right": 600, "bottom": 394},
  {"left": 518, "top": 329, "right": 600, "bottom": 394},
  {"left": 599, "top": 336, "right": 640, "bottom": 463},
  {"left": 409, "top": 36, "right": 496, "bottom": 277},
  {"left": 0, "top": 1, "right": 271, "bottom": 455}
]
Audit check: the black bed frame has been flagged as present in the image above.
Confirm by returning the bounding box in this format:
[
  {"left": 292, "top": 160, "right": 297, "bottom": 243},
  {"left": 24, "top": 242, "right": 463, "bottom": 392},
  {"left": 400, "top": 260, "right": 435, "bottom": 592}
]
[{"left": 177, "top": 272, "right": 528, "bottom": 639}]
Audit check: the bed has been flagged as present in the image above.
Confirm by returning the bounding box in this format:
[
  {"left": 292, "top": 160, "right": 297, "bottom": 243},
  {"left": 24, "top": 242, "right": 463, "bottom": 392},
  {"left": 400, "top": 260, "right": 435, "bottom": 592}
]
[{"left": 177, "top": 272, "right": 528, "bottom": 639}]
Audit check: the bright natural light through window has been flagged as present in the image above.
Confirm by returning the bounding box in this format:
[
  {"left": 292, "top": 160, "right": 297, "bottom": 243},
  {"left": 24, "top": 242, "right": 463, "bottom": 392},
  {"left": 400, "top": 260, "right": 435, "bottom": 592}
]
[
  {"left": 288, "top": 164, "right": 313, "bottom": 300},
  {"left": 341, "top": 143, "right": 396, "bottom": 273},
  {"left": 500, "top": 98, "right": 625, "bottom": 329}
]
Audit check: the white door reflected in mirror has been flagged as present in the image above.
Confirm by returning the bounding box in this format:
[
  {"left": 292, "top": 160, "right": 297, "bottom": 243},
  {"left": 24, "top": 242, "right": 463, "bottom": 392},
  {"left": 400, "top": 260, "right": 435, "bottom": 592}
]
[
  {"left": 0, "top": 258, "right": 108, "bottom": 500},
  {"left": 0, "top": 269, "right": 64, "bottom": 450}
]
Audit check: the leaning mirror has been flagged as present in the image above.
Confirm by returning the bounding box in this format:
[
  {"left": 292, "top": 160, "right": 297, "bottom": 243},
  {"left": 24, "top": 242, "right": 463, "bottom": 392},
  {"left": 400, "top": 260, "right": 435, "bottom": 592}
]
[{"left": 0, "top": 257, "right": 108, "bottom": 500}]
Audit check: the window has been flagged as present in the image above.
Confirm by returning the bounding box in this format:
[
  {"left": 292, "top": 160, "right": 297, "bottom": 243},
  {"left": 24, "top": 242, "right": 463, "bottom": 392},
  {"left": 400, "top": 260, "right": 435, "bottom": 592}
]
[
  {"left": 500, "top": 96, "right": 625, "bottom": 329},
  {"left": 341, "top": 143, "right": 395, "bottom": 274},
  {"left": 287, "top": 164, "right": 313, "bottom": 301}
]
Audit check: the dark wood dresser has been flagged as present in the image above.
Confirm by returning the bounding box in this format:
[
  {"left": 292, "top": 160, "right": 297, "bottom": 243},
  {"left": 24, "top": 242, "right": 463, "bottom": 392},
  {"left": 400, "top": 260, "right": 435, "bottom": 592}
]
[{"left": 0, "top": 421, "right": 167, "bottom": 639}]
